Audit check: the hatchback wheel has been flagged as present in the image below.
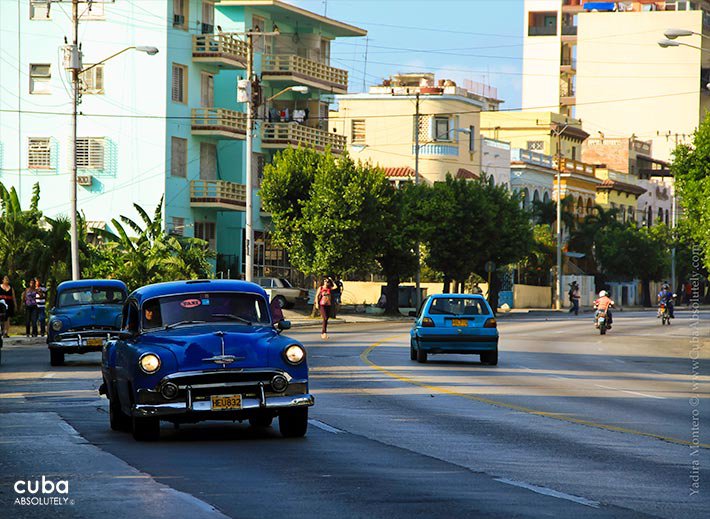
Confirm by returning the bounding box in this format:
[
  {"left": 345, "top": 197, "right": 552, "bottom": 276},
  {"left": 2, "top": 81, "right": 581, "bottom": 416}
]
[
  {"left": 279, "top": 408, "right": 308, "bottom": 438},
  {"left": 481, "top": 350, "right": 498, "bottom": 366},
  {"left": 410, "top": 341, "right": 417, "bottom": 361},
  {"left": 416, "top": 349, "right": 428, "bottom": 363},
  {"left": 132, "top": 416, "right": 160, "bottom": 441},
  {"left": 50, "top": 350, "right": 64, "bottom": 366}
]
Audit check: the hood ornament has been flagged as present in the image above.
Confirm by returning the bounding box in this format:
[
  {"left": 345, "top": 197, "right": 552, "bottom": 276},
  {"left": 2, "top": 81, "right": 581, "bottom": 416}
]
[{"left": 203, "top": 331, "right": 244, "bottom": 366}]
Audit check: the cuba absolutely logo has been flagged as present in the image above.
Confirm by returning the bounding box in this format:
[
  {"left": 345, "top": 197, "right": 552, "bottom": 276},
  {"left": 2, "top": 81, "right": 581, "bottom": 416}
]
[{"left": 13, "top": 476, "right": 74, "bottom": 506}]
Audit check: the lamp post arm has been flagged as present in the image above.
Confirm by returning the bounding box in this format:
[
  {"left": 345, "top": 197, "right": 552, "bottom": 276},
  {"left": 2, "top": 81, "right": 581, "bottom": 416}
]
[
  {"left": 267, "top": 86, "right": 295, "bottom": 102},
  {"left": 79, "top": 46, "right": 136, "bottom": 74}
]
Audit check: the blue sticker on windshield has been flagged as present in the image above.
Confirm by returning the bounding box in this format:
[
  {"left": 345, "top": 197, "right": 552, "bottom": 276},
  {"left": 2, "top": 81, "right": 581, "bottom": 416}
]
[{"left": 201, "top": 299, "right": 210, "bottom": 306}]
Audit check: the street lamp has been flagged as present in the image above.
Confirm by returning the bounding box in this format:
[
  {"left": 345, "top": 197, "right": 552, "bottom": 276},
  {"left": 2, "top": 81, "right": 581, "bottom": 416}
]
[
  {"left": 657, "top": 39, "right": 703, "bottom": 50},
  {"left": 68, "top": 45, "right": 159, "bottom": 280},
  {"left": 267, "top": 85, "right": 309, "bottom": 101}
]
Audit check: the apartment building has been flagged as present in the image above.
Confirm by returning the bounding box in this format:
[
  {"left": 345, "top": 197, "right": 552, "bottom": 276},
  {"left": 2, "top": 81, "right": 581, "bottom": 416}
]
[
  {"left": 0, "top": 0, "right": 364, "bottom": 277},
  {"left": 523, "top": 0, "right": 710, "bottom": 161},
  {"left": 331, "top": 73, "right": 500, "bottom": 184}
]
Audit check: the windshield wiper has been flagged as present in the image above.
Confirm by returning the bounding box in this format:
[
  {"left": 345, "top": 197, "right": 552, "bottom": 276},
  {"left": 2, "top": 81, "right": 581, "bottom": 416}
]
[
  {"left": 212, "top": 313, "right": 252, "bottom": 325},
  {"left": 164, "top": 320, "right": 207, "bottom": 330}
]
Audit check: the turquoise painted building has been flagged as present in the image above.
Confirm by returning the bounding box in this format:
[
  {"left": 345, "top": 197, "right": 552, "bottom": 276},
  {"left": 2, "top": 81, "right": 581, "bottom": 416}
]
[{"left": 0, "top": 0, "right": 365, "bottom": 277}]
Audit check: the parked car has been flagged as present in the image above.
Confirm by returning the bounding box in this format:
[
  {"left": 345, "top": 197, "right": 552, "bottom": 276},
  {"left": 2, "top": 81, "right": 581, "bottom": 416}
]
[
  {"left": 48, "top": 279, "right": 128, "bottom": 366},
  {"left": 255, "top": 277, "right": 308, "bottom": 308},
  {"left": 409, "top": 294, "right": 499, "bottom": 365},
  {"left": 100, "top": 279, "right": 314, "bottom": 441}
]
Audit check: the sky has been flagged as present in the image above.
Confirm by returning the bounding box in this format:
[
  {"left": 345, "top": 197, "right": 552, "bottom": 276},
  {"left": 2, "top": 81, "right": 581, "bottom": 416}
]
[{"left": 291, "top": 0, "right": 525, "bottom": 107}]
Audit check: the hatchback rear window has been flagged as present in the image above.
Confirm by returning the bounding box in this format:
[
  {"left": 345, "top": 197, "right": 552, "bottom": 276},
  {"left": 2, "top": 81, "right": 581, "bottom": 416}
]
[{"left": 428, "top": 297, "right": 490, "bottom": 316}]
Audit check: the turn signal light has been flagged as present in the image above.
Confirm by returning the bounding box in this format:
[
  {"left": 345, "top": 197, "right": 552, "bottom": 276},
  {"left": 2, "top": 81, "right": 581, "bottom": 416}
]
[
  {"left": 484, "top": 318, "right": 497, "bottom": 328},
  {"left": 422, "top": 317, "right": 435, "bottom": 327}
]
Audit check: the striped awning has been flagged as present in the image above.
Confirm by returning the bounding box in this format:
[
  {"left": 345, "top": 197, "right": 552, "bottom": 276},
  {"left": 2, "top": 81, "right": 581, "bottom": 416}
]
[{"left": 383, "top": 166, "right": 415, "bottom": 178}]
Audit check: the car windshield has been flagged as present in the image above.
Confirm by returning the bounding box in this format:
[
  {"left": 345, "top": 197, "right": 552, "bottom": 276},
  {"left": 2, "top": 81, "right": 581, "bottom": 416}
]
[
  {"left": 279, "top": 278, "right": 293, "bottom": 288},
  {"left": 142, "top": 292, "right": 270, "bottom": 330},
  {"left": 57, "top": 287, "right": 126, "bottom": 308},
  {"left": 428, "top": 297, "right": 490, "bottom": 316}
]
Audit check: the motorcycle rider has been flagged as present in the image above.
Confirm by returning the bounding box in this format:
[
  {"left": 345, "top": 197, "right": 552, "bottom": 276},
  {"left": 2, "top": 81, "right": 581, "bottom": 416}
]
[
  {"left": 657, "top": 283, "right": 675, "bottom": 319},
  {"left": 593, "top": 290, "right": 614, "bottom": 329}
]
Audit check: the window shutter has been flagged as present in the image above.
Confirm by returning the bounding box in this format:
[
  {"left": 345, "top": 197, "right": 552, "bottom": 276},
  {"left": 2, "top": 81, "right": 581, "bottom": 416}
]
[
  {"left": 172, "top": 65, "right": 185, "bottom": 102},
  {"left": 95, "top": 66, "right": 104, "bottom": 92},
  {"left": 28, "top": 138, "right": 51, "bottom": 169},
  {"left": 469, "top": 126, "right": 476, "bottom": 153}
]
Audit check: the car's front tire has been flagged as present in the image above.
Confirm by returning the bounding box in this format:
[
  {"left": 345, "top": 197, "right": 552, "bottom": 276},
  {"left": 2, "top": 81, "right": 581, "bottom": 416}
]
[
  {"left": 132, "top": 416, "right": 160, "bottom": 441},
  {"left": 279, "top": 408, "right": 308, "bottom": 438},
  {"left": 108, "top": 387, "right": 131, "bottom": 432},
  {"left": 481, "top": 350, "right": 498, "bottom": 366},
  {"left": 50, "top": 349, "right": 64, "bottom": 366}
]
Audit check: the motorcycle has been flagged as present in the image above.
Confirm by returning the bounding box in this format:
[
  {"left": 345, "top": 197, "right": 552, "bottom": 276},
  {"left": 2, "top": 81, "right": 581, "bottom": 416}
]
[
  {"left": 659, "top": 303, "right": 671, "bottom": 326},
  {"left": 597, "top": 310, "right": 609, "bottom": 335}
]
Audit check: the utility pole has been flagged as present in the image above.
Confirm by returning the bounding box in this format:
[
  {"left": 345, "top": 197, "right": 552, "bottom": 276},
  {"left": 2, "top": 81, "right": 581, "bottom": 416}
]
[
  {"left": 553, "top": 125, "right": 568, "bottom": 310},
  {"left": 245, "top": 32, "right": 255, "bottom": 282},
  {"left": 414, "top": 93, "right": 421, "bottom": 310},
  {"left": 69, "top": 0, "right": 81, "bottom": 280},
  {"left": 671, "top": 185, "right": 677, "bottom": 293}
]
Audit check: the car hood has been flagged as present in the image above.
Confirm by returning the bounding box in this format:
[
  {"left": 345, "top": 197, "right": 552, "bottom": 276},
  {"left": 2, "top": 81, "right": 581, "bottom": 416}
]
[
  {"left": 53, "top": 304, "right": 122, "bottom": 329},
  {"left": 140, "top": 326, "right": 277, "bottom": 371}
]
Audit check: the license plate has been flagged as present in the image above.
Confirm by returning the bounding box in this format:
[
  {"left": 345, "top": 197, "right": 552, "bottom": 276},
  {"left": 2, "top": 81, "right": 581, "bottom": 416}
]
[
  {"left": 86, "top": 338, "right": 103, "bottom": 347},
  {"left": 451, "top": 319, "right": 468, "bottom": 327},
  {"left": 211, "top": 394, "right": 242, "bottom": 411}
]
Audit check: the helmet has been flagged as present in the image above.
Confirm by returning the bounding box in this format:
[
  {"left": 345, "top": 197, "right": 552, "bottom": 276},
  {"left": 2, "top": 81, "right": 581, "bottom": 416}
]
[
  {"left": 662, "top": 283, "right": 670, "bottom": 290},
  {"left": 599, "top": 290, "right": 608, "bottom": 297}
]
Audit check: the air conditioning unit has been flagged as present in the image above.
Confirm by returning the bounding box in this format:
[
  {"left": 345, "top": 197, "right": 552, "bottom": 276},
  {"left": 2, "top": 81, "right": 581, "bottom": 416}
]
[
  {"left": 77, "top": 175, "right": 93, "bottom": 186},
  {"left": 173, "top": 14, "right": 185, "bottom": 26}
]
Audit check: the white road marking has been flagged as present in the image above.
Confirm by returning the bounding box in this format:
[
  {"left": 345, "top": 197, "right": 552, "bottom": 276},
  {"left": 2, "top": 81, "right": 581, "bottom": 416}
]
[
  {"left": 43, "top": 373, "right": 56, "bottom": 379},
  {"left": 651, "top": 370, "right": 665, "bottom": 375},
  {"left": 594, "top": 384, "right": 666, "bottom": 400},
  {"left": 308, "top": 419, "right": 344, "bottom": 434},
  {"left": 495, "top": 477, "right": 600, "bottom": 508}
]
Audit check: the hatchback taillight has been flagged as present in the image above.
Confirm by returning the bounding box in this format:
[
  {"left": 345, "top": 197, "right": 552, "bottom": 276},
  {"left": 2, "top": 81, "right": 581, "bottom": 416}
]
[
  {"left": 484, "top": 318, "right": 497, "bottom": 328},
  {"left": 422, "top": 317, "right": 435, "bottom": 327}
]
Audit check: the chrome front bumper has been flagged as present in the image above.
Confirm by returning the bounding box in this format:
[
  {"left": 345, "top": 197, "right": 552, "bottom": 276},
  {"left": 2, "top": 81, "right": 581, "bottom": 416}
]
[
  {"left": 48, "top": 332, "right": 116, "bottom": 352},
  {"left": 132, "top": 393, "right": 314, "bottom": 417}
]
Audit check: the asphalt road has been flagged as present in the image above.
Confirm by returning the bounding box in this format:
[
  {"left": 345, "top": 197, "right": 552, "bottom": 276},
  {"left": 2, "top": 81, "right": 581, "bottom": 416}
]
[{"left": 0, "top": 311, "right": 708, "bottom": 518}]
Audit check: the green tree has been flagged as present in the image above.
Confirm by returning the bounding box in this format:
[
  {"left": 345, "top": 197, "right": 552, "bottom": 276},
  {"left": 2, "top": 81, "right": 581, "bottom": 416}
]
[{"left": 518, "top": 224, "right": 555, "bottom": 286}]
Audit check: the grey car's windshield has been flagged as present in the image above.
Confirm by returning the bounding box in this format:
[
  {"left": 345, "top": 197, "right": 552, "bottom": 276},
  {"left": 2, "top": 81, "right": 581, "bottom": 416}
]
[
  {"left": 142, "top": 292, "right": 270, "bottom": 330},
  {"left": 57, "top": 287, "right": 126, "bottom": 308},
  {"left": 428, "top": 297, "right": 490, "bottom": 316},
  {"left": 279, "top": 278, "right": 293, "bottom": 288}
]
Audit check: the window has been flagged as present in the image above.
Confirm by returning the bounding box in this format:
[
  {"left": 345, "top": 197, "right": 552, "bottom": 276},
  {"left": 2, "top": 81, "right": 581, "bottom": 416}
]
[
  {"left": 200, "top": 72, "right": 214, "bottom": 107},
  {"left": 195, "top": 221, "right": 216, "bottom": 250},
  {"left": 170, "top": 217, "right": 185, "bottom": 236},
  {"left": 76, "top": 138, "right": 105, "bottom": 169},
  {"left": 201, "top": 1, "right": 215, "bottom": 33},
  {"left": 29, "top": 64, "right": 51, "bottom": 94},
  {"left": 252, "top": 15, "right": 265, "bottom": 53},
  {"left": 30, "top": 1, "right": 50, "bottom": 20},
  {"left": 469, "top": 125, "right": 476, "bottom": 153},
  {"left": 528, "top": 11, "right": 557, "bottom": 36},
  {"left": 434, "top": 117, "right": 451, "bottom": 142},
  {"left": 527, "top": 140, "right": 544, "bottom": 151},
  {"left": 571, "top": 146, "right": 577, "bottom": 160},
  {"left": 80, "top": 65, "right": 104, "bottom": 94},
  {"left": 200, "top": 142, "right": 217, "bottom": 180},
  {"left": 172, "top": 63, "right": 187, "bottom": 103},
  {"left": 173, "top": 0, "right": 188, "bottom": 29},
  {"left": 351, "top": 120, "right": 366, "bottom": 144},
  {"left": 81, "top": 1, "right": 104, "bottom": 20},
  {"left": 171, "top": 137, "right": 187, "bottom": 177},
  {"left": 28, "top": 138, "right": 52, "bottom": 169},
  {"left": 253, "top": 153, "right": 265, "bottom": 187}
]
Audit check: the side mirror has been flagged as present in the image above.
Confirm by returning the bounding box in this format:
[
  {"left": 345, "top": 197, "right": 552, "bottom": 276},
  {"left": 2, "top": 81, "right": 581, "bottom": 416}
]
[
  {"left": 277, "top": 320, "right": 292, "bottom": 331},
  {"left": 408, "top": 311, "right": 417, "bottom": 317}
]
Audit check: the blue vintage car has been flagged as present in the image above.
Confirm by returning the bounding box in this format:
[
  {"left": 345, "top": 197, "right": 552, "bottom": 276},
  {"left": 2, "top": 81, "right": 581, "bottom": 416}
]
[
  {"left": 100, "top": 279, "right": 314, "bottom": 441},
  {"left": 410, "top": 294, "right": 499, "bottom": 365},
  {"left": 48, "top": 279, "right": 128, "bottom": 366}
]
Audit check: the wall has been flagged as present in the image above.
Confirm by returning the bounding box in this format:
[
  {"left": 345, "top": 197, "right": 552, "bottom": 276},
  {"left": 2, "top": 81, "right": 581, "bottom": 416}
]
[
  {"left": 561, "top": 275, "right": 596, "bottom": 307},
  {"left": 482, "top": 138, "right": 511, "bottom": 187},
  {"left": 575, "top": 10, "right": 706, "bottom": 162},
  {"left": 513, "top": 284, "right": 552, "bottom": 309},
  {"left": 341, "top": 281, "right": 489, "bottom": 306}
]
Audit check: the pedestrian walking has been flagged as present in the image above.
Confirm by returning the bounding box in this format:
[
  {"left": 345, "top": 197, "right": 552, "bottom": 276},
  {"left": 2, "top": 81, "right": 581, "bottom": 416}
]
[
  {"left": 331, "top": 277, "right": 344, "bottom": 318},
  {"left": 21, "top": 279, "right": 39, "bottom": 337},
  {"left": 568, "top": 281, "right": 580, "bottom": 316},
  {"left": 471, "top": 282, "right": 483, "bottom": 295},
  {"left": 0, "top": 275, "right": 16, "bottom": 337},
  {"left": 35, "top": 277, "right": 47, "bottom": 337},
  {"left": 316, "top": 277, "right": 333, "bottom": 340},
  {"left": 270, "top": 296, "right": 285, "bottom": 324}
]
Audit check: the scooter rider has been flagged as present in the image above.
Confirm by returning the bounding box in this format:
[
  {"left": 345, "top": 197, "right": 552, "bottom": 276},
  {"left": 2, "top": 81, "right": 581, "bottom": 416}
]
[
  {"left": 594, "top": 290, "right": 614, "bottom": 329},
  {"left": 657, "top": 283, "right": 675, "bottom": 319}
]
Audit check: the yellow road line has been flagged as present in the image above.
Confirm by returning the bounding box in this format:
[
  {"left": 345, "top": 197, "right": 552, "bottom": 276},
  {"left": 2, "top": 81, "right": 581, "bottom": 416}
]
[{"left": 359, "top": 334, "right": 710, "bottom": 449}]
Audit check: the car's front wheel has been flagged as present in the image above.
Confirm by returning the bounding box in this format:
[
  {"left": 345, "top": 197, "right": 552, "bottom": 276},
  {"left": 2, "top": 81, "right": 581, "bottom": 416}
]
[
  {"left": 480, "top": 350, "right": 498, "bottom": 366},
  {"left": 279, "top": 408, "right": 308, "bottom": 438},
  {"left": 132, "top": 416, "right": 160, "bottom": 441},
  {"left": 108, "top": 387, "right": 131, "bottom": 432},
  {"left": 50, "top": 349, "right": 64, "bottom": 366}
]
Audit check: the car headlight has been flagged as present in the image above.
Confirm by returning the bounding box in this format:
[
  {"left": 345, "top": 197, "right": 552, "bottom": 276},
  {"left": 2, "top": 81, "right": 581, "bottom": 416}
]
[
  {"left": 283, "top": 344, "right": 305, "bottom": 365},
  {"left": 139, "top": 353, "right": 161, "bottom": 374},
  {"left": 51, "top": 320, "right": 63, "bottom": 332}
]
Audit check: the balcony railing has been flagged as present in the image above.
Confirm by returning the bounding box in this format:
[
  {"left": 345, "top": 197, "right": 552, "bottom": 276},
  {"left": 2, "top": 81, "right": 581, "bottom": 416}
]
[
  {"left": 262, "top": 54, "right": 348, "bottom": 93},
  {"left": 558, "top": 158, "right": 596, "bottom": 177},
  {"left": 262, "top": 122, "right": 347, "bottom": 153},
  {"left": 192, "top": 33, "right": 248, "bottom": 68},
  {"left": 528, "top": 25, "right": 557, "bottom": 37},
  {"left": 190, "top": 179, "right": 247, "bottom": 211},
  {"left": 561, "top": 56, "right": 577, "bottom": 70},
  {"left": 191, "top": 108, "right": 247, "bottom": 139},
  {"left": 512, "top": 148, "right": 554, "bottom": 169},
  {"left": 561, "top": 25, "right": 578, "bottom": 36}
]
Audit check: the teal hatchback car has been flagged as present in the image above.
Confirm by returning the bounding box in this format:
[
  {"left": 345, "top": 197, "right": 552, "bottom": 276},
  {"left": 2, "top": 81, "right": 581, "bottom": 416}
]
[{"left": 410, "top": 294, "right": 499, "bottom": 365}]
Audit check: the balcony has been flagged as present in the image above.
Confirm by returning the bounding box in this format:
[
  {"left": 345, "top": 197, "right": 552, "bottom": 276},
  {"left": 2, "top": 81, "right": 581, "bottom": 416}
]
[
  {"left": 262, "top": 122, "right": 346, "bottom": 153},
  {"left": 192, "top": 33, "right": 248, "bottom": 68},
  {"left": 561, "top": 25, "right": 578, "bottom": 37},
  {"left": 191, "top": 108, "right": 247, "bottom": 139},
  {"left": 190, "top": 180, "right": 247, "bottom": 211},
  {"left": 560, "top": 56, "right": 576, "bottom": 72},
  {"left": 262, "top": 55, "right": 349, "bottom": 93},
  {"left": 528, "top": 25, "right": 557, "bottom": 37},
  {"left": 558, "top": 158, "right": 596, "bottom": 177}
]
